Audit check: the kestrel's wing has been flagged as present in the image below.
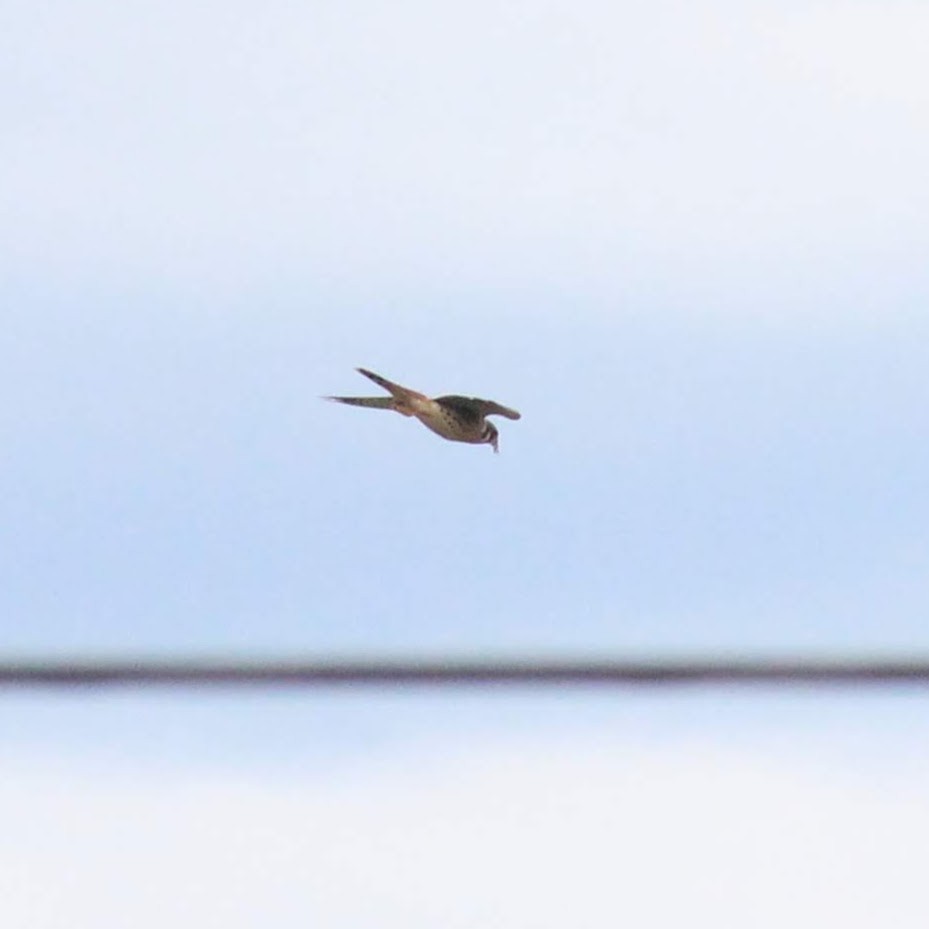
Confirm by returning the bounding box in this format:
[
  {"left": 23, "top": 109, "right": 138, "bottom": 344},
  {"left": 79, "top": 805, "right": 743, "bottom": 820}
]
[
  {"left": 356, "top": 368, "right": 428, "bottom": 402},
  {"left": 324, "top": 395, "right": 397, "bottom": 410},
  {"left": 474, "top": 399, "right": 521, "bottom": 420}
]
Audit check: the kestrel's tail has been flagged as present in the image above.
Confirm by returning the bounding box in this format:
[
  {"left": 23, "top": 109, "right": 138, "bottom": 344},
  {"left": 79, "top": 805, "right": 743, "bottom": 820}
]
[
  {"left": 324, "top": 369, "right": 426, "bottom": 417},
  {"left": 323, "top": 395, "right": 396, "bottom": 410}
]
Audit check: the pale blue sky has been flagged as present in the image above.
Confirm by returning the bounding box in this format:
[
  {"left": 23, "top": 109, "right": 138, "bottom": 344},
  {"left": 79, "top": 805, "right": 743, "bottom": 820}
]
[{"left": 3, "top": 0, "right": 929, "bottom": 925}]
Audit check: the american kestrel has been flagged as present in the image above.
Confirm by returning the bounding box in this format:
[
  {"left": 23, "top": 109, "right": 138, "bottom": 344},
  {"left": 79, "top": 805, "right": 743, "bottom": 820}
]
[{"left": 325, "top": 368, "right": 521, "bottom": 452}]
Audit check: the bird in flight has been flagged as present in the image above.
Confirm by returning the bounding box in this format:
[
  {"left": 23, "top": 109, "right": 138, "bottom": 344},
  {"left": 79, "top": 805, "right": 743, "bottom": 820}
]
[{"left": 325, "top": 368, "right": 521, "bottom": 452}]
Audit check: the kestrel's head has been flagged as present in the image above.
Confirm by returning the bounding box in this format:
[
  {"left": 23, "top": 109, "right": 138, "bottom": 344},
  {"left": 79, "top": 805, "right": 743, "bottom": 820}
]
[{"left": 482, "top": 421, "right": 499, "bottom": 453}]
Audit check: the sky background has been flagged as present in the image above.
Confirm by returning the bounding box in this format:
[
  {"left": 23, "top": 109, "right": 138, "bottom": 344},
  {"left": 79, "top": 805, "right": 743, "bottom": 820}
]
[{"left": 3, "top": 0, "right": 929, "bottom": 925}]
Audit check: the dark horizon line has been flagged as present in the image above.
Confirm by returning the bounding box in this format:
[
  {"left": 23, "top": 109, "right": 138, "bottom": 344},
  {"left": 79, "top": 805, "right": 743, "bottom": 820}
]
[{"left": 2, "top": 656, "right": 929, "bottom": 689}]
